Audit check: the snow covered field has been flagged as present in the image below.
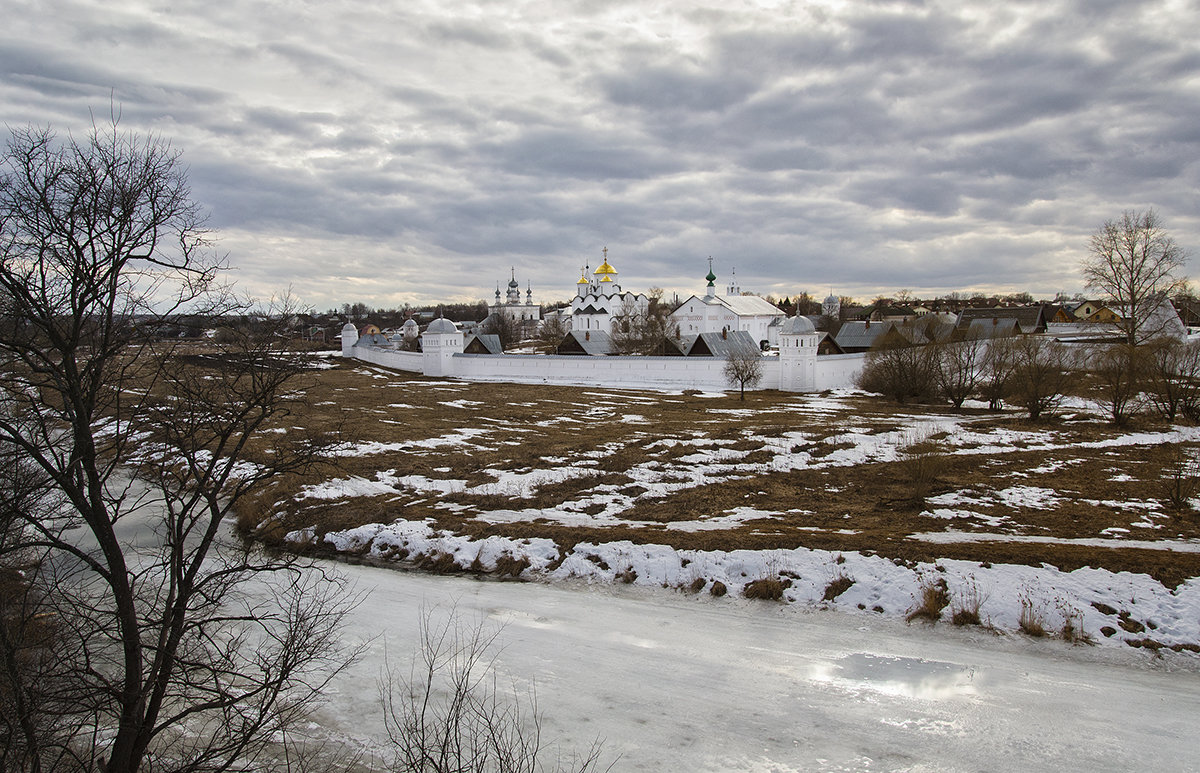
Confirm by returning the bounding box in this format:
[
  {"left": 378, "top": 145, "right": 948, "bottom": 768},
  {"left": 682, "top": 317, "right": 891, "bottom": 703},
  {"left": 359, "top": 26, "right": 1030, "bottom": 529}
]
[
  {"left": 209, "top": 359, "right": 1200, "bottom": 769},
  {"left": 258, "top": 362, "right": 1200, "bottom": 654}
]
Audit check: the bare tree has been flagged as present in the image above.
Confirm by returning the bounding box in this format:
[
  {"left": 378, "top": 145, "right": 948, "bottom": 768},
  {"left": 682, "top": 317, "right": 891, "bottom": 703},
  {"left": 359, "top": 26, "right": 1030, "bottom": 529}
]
[
  {"left": 380, "top": 609, "right": 609, "bottom": 773},
  {"left": 934, "top": 335, "right": 985, "bottom": 409},
  {"left": 533, "top": 314, "right": 569, "bottom": 353},
  {"left": 723, "top": 347, "right": 764, "bottom": 400},
  {"left": 481, "top": 312, "right": 520, "bottom": 350},
  {"left": 1008, "top": 336, "right": 1074, "bottom": 421},
  {"left": 0, "top": 122, "right": 355, "bottom": 772},
  {"left": 1082, "top": 209, "right": 1187, "bottom": 345},
  {"left": 978, "top": 338, "right": 1015, "bottom": 411},
  {"left": 856, "top": 340, "right": 939, "bottom": 404},
  {"left": 1144, "top": 338, "right": 1200, "bottom": 422},
  {"left": 1088, "top": 343, "right": 1149, "bottom": 426},
  {"left": 610, "top": 294, "right": 673, "bottom": 355}
]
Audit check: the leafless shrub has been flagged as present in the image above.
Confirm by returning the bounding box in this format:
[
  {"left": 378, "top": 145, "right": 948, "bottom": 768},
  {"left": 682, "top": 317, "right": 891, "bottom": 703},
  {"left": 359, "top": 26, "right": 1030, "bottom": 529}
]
[
  {"left": 950, "top": 579, "right": 987, "bottom": 627},
  {"left": 688, "top": 577, "right": 707, "bottom": 593},
  {"left": 1009, "top": 336, "right": 1075, "bottom": 421},
  {"left": 1019, "top": 594, "right": 1049, "bottom": 637},
  {"left": 978, "top": 337, "right": 1015, "bottom": 410},
  {"left": 1088, "top": 343, "right": 1149, "bottom": 426},
  {"left": 857, "top": 339, "right": 940, "bottom": 403},
  {"left": 1159, "top": 444, "right": 1200, "bottom": 513},
  {"left": 935, "top": 334, "right": 985, "bottom": 408},
  {"left": 1057, "top": 601, "right": 1093, "bottom": 645},
  {"left": 906, "top": 575, "right": 950, "bottom": 623},
  {"left": 380, "top": 608, "right": 609, "bottom": 773},
  {"left": 709, "top": 581, "right": 727, "bottom": 597},
  {"left": 900, "top": 431, "right": 951, "bottom": 503},
  {"left": 1144, "top": 338, "right": 1200, "bottom": 421}
]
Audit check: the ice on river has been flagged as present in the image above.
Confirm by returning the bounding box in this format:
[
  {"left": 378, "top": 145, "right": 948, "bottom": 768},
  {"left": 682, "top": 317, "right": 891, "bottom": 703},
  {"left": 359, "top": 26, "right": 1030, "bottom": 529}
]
[{"left": 316, "top": 563, "right": 1200, "bottom": 772}]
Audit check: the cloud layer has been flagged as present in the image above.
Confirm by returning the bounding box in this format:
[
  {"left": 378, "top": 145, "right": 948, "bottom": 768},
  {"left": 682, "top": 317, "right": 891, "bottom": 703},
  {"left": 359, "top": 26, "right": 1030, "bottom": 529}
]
[{"left": 2, "top": 0, "right": 1198, "bottom": 309}]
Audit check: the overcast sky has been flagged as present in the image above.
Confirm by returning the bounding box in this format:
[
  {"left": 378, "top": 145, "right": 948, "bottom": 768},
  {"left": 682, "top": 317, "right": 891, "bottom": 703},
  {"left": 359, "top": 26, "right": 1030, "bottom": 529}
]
[{"left": 3, "top": 0, "right": 1198, "bottom": 310}]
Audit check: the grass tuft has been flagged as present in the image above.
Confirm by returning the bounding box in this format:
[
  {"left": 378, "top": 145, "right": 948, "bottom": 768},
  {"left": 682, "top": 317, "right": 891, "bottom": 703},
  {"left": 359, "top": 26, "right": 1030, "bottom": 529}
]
[
  {"left": 743, "top": 576, "right": 791, "bottom": 601},
  {"left": 1018, "top": 594, "right": 1048, "bottom": 637},
  {"left": 906, "top": 575, "right": 950, "bottom": 623},
  {"left": 823, "top": 574, "right": 854, "bottom": 601},
  {"left": 417, "top": 550, "right": 462, "bottom": 574},
  {"left": 949, "top": 578, "right": 987, "bottom": 626},
  {"left": 1058, "top": 602, "right": 1093, "bottom": 645},
  {"left": 494, "top": 554, "right": 530, "bottom": 578}
]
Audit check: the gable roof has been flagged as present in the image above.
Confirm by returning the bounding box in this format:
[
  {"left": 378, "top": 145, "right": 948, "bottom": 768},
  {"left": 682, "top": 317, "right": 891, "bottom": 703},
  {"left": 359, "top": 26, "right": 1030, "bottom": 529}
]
[
  {"left": 356, "top": 332, "right": 391, "bottom": 347},
  {"left": 681, "top": 329, "right": 762, "bottom": 357},
  {"left": 955, "top": 306, "right": 1045, "bottom": 334},
  {"left": 555, "top": 329, "right": 613, "bottom": 356},
  {"left": 714, "top": 294, "right": 786, "bottom": 317},
  {"left": 463, "top": 333, "right": 503, "bottom": 354},
  {"left": 816, "top": 331, "right": 845, "bottom": 355},
  {"left": 834, "top": 320, "right": 892, "bottom": 351},
  {"left": 963, "top": 317, "right": 1020, "bottom": 339},
  {"left": 673, "top": 294, "right": 785, "bottom": 319}
]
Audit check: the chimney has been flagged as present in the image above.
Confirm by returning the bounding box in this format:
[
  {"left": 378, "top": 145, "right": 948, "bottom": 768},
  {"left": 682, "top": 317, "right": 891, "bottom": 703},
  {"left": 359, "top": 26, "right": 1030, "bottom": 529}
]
[
  {"left": 722, "top": 328, "right": 727, "bottom": 339},
  {"left": 585, "top": 331, "right": 590, "bottom": 341}
]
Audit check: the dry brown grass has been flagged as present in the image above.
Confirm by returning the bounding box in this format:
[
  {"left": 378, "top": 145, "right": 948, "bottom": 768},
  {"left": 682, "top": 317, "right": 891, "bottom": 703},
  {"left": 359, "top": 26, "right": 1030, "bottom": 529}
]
[
  {"left": 1018, "top": 595, "right": 1049, "bottom": 637},
  {"left": 906, "top": 575, "right": 950, "bottom": 623},
  {"left": 252, "top": 359, "right": 1200, "bottom": 588},
  {"left": 743, "top": 576, "right": 790, "bottom": 600},
  {"left": 950, "top": 580, "right": 986, "bottom": 627},
  {"left": 822, "top": 574, "right": 854, "bottom": 601}
]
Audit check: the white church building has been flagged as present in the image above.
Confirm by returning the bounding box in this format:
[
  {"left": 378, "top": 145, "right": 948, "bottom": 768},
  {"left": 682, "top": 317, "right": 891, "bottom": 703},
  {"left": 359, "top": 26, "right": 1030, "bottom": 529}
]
[
  {"left": 491, "top": 269, "right": 541, "bottom": 323},
  {"left": 566, "top": 248, "right": 650, "bottom": 335},
  {"left": 669, "top": 262, "right": 787, "bottom": 349}
]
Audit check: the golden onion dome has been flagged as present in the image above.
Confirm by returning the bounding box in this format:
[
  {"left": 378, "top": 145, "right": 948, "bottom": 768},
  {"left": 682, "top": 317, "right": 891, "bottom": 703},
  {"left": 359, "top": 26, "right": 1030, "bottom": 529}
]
[{"left": 594, "top": 260, "right": 617, "bottom": 276}]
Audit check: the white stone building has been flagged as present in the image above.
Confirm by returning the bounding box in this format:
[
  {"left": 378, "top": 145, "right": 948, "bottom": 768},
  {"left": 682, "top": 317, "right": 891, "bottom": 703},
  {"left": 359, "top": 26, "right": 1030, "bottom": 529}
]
[
  {"left": 568, "top": 248, "right": 650, "bottom": 335},
  {"left": 669, "top": 263, "right": 787, "bottom": 349},
  {"left": 491, "top": 269, "right": 541, "bottom": 323}
]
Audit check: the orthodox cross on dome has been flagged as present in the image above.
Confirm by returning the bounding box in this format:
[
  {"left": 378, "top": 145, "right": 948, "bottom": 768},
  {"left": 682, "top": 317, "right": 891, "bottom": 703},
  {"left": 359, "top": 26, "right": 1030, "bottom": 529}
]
[{"left": 602, "top": 246, "right": 608, "bottom": 260}]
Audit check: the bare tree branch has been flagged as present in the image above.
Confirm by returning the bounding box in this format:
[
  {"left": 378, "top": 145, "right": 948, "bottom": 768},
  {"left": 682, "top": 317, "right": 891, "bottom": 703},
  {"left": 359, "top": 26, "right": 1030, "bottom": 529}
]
[
  {"left": 1082, "top": 209, "right": 1187, "bottom": 345},
  {"left": 1, "top": 121, "right": 357, "bottom": 773}
]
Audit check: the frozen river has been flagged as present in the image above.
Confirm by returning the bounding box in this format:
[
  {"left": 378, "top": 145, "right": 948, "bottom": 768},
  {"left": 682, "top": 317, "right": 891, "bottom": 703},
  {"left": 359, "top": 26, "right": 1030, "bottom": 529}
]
[{"left": 314, "top": 561, "right": 1200, "bottom": 772}]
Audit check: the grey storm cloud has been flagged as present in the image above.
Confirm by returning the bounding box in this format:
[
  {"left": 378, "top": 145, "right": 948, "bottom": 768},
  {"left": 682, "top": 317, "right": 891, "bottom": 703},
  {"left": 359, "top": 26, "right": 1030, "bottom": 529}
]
[{"left": 1, "top": 0, "right": 1198, "bottom": 308}]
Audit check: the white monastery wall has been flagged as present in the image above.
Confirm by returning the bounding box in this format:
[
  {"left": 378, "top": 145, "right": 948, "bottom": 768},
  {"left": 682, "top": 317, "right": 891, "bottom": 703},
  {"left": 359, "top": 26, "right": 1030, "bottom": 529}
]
[
  {"left": 813, "top": 353, "right": 866, "bottom": 391},
  {"left": 451, "top": 352, "right": 775, "bottom": 391},
  {"left": 347, "top": 341, "right": 864, "bottom": 393},
  {"left": 352, "top": 346, "right": 424, "bottom": 372}
]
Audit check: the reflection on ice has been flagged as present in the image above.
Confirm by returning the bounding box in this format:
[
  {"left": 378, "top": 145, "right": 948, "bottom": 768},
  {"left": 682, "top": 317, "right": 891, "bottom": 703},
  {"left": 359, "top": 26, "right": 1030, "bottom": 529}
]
[{"left": 812, "top": 653, "right": 983, "bottom": 700}]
